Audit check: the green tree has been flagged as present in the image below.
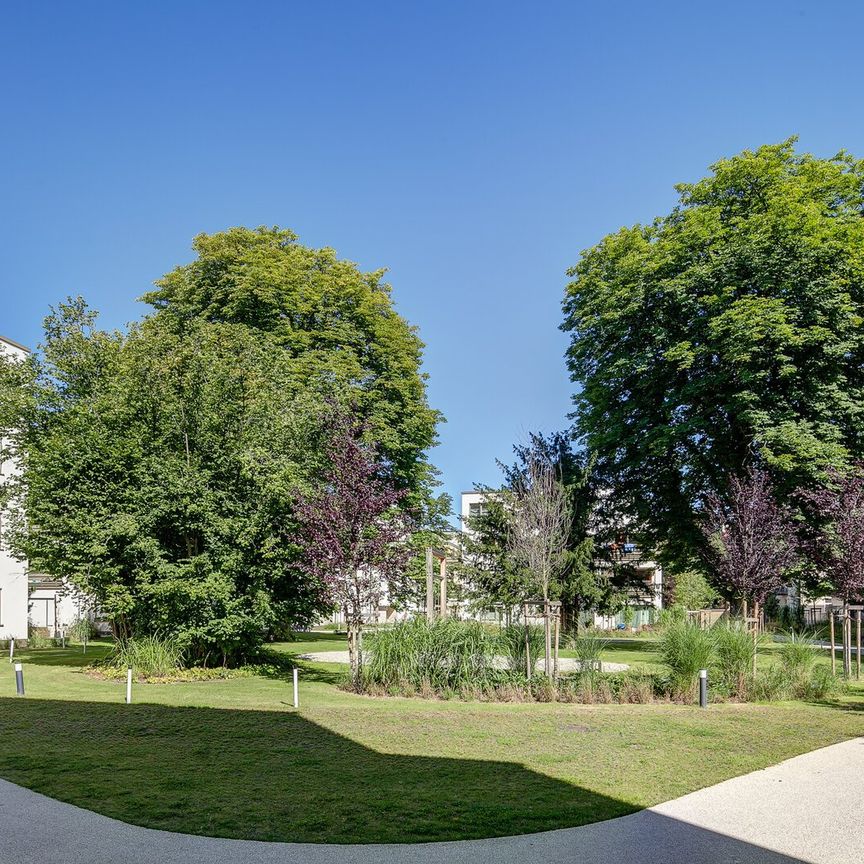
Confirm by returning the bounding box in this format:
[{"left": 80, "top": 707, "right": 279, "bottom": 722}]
[
  {"left": 562, "top": 140, "right": 864, "bottom": 568},
  {"left": 1, "top": 227, "right": 443, "bottom": 663}
]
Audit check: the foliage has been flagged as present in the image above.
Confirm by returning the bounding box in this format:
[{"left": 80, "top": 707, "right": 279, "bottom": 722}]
[
  {"left": 777, "top": 631, "right": 820, "bottom": 696},
  {"left": 658, "top": 619, "right": 714, "bottom": 699},
  {"left": 672, "top": 570, "right": 719, "bottom": 610},
  {"left": 364, "top": 617, "right": 500, "bottom": 694},
  {"left": 499, "top": 623, "right": 545, "bottom": 673},
  {"left": 292, "top": 408, "right": 414, "bottom": 685},
  {"left": 712, "top": 620, "right": 762, "bottom": 699},
  {"left": 0, "top": 228, "right": 442, "bottom": 665},
  {"left": 569, "top": 629, "right": 608, "bottom": 673},
  {"left": 562, "top": 139, "right": 864, "bottom": 569},
  {"left": 103, "top": 635, "right": 185, "bottom": 677},
  {"left": 702, "top": 468, "right": 797, "bottom": 605},
  {"left": 797, "top": 466, "right": 864, "bottom": 604},
  {"left": 462, "top": 433, "right": 642, "bottom": 628}
]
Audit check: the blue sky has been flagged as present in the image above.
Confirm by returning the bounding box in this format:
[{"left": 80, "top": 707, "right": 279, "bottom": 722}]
[{"left": 2, "top": 1, "right": 864, "bottom": 514}]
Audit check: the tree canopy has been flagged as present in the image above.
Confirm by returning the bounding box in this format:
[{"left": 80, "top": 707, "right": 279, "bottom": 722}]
[
  {"left": 1, "top": 227, "right": 443, "bottom": 663},
  {"left": 562, "top": 140, "right": 864, "bottom": 567}
]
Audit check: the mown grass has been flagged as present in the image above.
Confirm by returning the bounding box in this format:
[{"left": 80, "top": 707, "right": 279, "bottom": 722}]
[{"left": 0, "top": 635, "right": 861, "bottom": 844}]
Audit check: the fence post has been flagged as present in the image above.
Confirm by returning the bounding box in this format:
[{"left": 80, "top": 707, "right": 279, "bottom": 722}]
[
  {"left": 699, "top": 669, "right": 708, "bottom": 708},
  {"left": 14, "top": 663, "right": 24, "bottom": 696}
]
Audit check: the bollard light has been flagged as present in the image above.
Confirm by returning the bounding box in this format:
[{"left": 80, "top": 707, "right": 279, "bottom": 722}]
[
  {"left": 9, "top": 639, "right": 14, "bottom": 663},
  {"left": 126, "top": 668, "right": 133, "bottom": 704},
  {"left": 699, "top": 668, "right": 708, "bottom": 708},
  {"left": 293, "top": 667, "right": 299, "bottom": 709},
  {"left": 14, "top": 662, "right": 24, "bottom": 696}
]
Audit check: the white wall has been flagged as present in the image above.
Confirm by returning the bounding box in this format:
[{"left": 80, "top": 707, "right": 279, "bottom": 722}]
[{"left": 0, "top": 335, "right": 31, "bottom": 639}]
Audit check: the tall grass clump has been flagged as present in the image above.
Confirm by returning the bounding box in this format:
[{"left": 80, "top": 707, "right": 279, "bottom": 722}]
[
  {"left": 713, "top": 620, "right": 762, "bottom": 699},
  {"left": 365, "top": 618, "right": 499, "bottom": 694},
  {"left": 778, "top": 631, "right": 819, "bottom": 697},
  {"left": 570, "top": 629, "right": 608, "bottom": 673},
  {"left": 106, "top": 635, "right": 185, "bottom": 677},
  {"left": 659, "top": 619, "right": 714, "bottom": 700},
  {"left": 499, "top": 623, "right": 545, "bottom": 673}
]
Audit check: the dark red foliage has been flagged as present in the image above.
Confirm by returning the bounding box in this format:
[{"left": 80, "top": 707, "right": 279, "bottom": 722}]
[
  {"left": 293, "top": 409, "right": 413, "bottom": 624},
  {"left": 702, "top": 468, "right": 797, "bottom": 604},
  {"left": 797, "top": 466, "right": 864, "bottom": 604}
]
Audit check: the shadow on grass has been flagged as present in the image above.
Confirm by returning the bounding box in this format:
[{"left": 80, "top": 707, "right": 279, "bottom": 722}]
[
  {"left": 14, "top": 644, "right": 111, "bottom": 667},
  {"left": 0, "top": 696, "right": 815, "bottom": 861}
]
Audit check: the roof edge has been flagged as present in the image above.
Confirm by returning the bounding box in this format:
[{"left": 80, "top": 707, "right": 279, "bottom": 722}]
[{"left": 0, "top": 334, "right": 32, "bottom": 353}]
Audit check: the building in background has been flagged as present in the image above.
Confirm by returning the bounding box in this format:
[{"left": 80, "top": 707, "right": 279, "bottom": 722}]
[
  {"left": 460, "top": 489, "right": 663, "bottom": 630},
  {"left": 0, "top": 335, "right": 30, "bottom": 640}
]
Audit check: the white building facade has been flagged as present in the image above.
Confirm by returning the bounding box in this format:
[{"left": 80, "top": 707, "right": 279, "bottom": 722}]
[
  {"left": 460, "top": 489, "right": 663, "bottom": 630},
  {"left": 0, "top": 335, "right": 30, "bottom": 640}
]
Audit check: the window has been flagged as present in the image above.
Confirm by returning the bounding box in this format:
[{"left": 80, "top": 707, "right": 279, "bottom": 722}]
[{"left": 468, "top": 502, "right": 487, "bottom": 520}]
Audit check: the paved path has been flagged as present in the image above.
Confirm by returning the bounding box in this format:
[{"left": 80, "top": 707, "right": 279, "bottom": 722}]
[
  {"left": 1, "top": 738, "right": 862, "bottom": 863},
  {"left": 300, "top": 650, "right": 630, "bottom": 672}
]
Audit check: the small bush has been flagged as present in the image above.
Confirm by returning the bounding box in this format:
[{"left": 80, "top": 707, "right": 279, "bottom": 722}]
[
  {"left": 365, "top": 617, "right": 500, "bottom": 694},
  {"left": 104, "top": 635, "right": 184, "bottom": 677},
  {"left": 499, "top": 623, "right": 545, "bottom": 673},
  {"left": 570, "top": 629, "right": 608, "bottom": 673},
  {"left": 802, "top": 665, "right": 845, "bottom": 701},
  {"left": 713, "top": 620, "right": 762, "bottom": 700},
  {"left": 751, "top": 666, "right": 791, "bottom": 701},
  {"left": 778, "top": 631, "right": 819, "bottom": 697},
  {"left": 659, "top": 619, "right": 714, "bottom": 700},
  {"left": 27, "top": 628, "right": 54, "bottom": 649}
]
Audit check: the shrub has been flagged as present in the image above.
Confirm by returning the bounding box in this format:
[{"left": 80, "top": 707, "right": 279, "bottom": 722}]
[
  {"left": 104, "top": 635, "right": 184, "bottom": 677},
  {"left": 751, "top": 666, "right": 791, "bottom": 701},
  {"left": 659, "top": 619, "right": 714, "bottom": 700},
  {"left": 570, "top": 629, "right": 607, "bottom": 673},
  {"left": 778, "top": 631, "right": 819, "bottom": 697},
  {"left": 712, "top": 620, "right": 762, "bottom": 700},
  {"left": 27, "top": 628, "right": 54, "bottom": 649},
  {"left": 499, "top": 623, "right": 545, "bottom": 673},
  {"left": 802, "top": 665, "right": 845, "bottom": 701},
  {"left": 365, "top": 617, "right": 499, "bottom": 694}
]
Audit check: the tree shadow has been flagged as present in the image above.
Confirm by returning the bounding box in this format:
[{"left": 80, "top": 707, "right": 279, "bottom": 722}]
[
  {"left": 0, "top": 697, "right": 818, "bottom": 860},
  {"left": 14, "top": 644, "right": 111, "bottom": 667}
]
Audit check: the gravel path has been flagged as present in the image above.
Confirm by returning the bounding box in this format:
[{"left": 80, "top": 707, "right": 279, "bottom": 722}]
[
  {"left": 1, "top": 738, "right": 861, "bottom": 863},
  {"left": 300, "top": 650, "right": 630, "bottom": 672}
]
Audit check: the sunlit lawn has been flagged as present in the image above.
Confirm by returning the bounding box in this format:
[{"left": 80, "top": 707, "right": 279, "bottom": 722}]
[{"left": 0, "top": 634, "right": 861, "bottom": 843}]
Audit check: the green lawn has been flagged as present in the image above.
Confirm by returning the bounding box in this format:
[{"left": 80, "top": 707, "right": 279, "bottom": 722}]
[{"left": 0, "top": 636, "right": 861, "bottom": 844}]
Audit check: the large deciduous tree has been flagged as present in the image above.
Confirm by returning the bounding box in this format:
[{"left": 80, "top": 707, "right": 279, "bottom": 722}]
[
  {"left": 293, "top": 409, "right": 413, "bottom": 686},
  {"left": 562, "top": 140, "right": 864, "bottom": 568},
  {"left": 0, "top": 227, "right": 441, "bottom": 663}
]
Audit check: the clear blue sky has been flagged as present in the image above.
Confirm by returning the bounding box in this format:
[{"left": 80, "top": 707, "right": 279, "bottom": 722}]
[{"left": 2, "top": 1, "right": 863, "bottom": 514}]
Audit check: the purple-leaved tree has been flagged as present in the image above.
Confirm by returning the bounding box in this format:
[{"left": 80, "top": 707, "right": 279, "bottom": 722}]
[
  {"left": 293, "top": 409, "right": 413, "bottom": 687},
  {"left": 702, "top": 468, "right": 797, "bottom": 619},
  {"left": 797, "top": 466, "right": 864, "bottom": 677},
  {"left": 797, "top": 466, "right": 864, "bottom": 606}
]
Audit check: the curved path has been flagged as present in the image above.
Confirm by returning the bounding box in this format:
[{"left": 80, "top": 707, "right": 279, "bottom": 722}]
[{"left": 1, "top": 738, "right": 862, "bottom": 863}]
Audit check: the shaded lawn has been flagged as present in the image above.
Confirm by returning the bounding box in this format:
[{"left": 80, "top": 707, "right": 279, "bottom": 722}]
[{"left": 0, "top": 642, "right": 862, "bottom": 843}]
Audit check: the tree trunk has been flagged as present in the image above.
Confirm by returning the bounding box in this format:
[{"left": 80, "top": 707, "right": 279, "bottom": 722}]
[
  {"left": 544, "top": 598, "right": 552, "bottom": 681},
  {"left": 347, "top": 619, "right": 363, "bottom": 689}
]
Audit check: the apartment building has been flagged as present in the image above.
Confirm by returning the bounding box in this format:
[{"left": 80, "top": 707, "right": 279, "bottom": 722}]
[{"left": 0, "top": 335, "right": 30, "bottom": 640}]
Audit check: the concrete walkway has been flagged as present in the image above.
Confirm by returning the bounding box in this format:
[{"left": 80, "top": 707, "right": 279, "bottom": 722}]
[
  {"left": 1, "top": 738, "right": 861, "bottom": 863},
  {"left": 301, "top": 650, "right": 630, "bottom": 672}
]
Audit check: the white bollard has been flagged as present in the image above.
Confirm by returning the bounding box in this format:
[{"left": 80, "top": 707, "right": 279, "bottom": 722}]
[
  {"left": 293, "top": 667, "right": 299, "bottom": 709},
  {"left": 9, "top": 639, "right": 14, "bottom": 663},
  {"left": 14, "top": 663, "right": 24, "bottom": 696},
  {"left": 126, "top": 667, "right": 133, "bottom": 704}
]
